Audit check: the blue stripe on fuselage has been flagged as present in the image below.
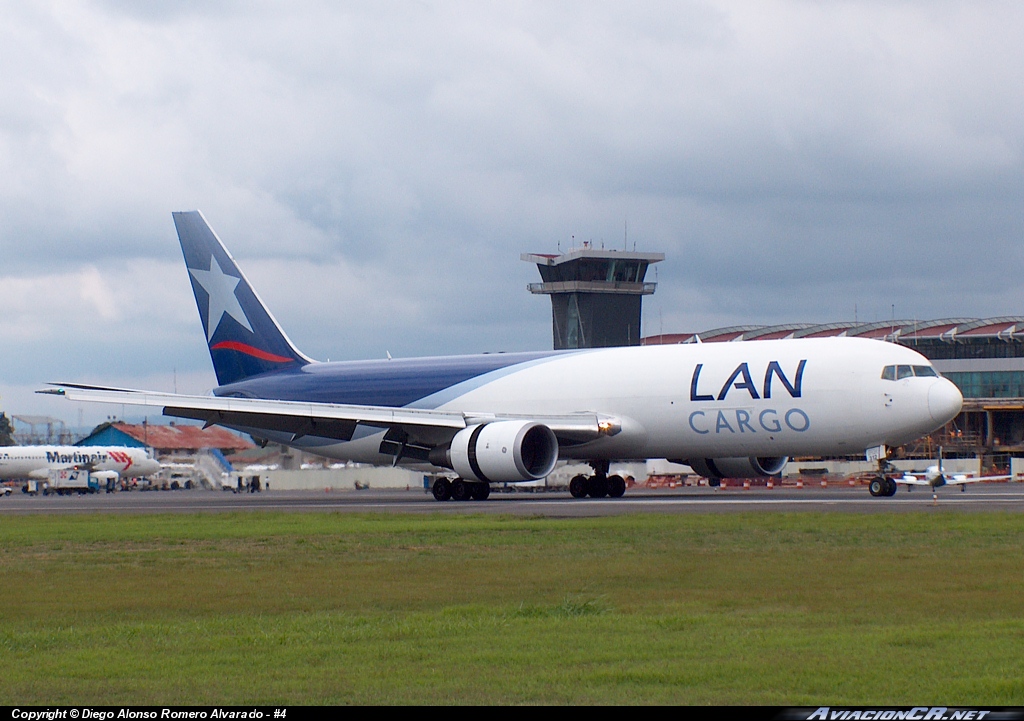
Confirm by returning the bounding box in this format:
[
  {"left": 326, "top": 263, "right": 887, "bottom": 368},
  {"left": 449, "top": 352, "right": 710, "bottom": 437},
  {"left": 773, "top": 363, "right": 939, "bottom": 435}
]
[
  {"left": 405, "top": 352, "right": 587, "bottom": 409},
  {"left": 212, "top": 350, "right": 574, "bottom": 408}
]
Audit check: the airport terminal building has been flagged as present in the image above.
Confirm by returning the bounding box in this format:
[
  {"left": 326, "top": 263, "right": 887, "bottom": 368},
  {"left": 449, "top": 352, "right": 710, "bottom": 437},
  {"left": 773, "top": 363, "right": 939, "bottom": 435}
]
[{"left": 644, "top": 317, "right": 1024, "bottom": 469}]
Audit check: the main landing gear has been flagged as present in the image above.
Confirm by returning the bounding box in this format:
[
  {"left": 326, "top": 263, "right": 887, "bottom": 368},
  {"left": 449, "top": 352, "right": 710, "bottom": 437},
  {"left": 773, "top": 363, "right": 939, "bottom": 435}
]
[
  {"left": 430, "top": 461, "right": 630, "bottom": 503},
  {"left": 568, "top": 460, "right": 627, "bottom": 500},
  {"left": 431, "top": 477, "right": 491, "bottom": 502}
]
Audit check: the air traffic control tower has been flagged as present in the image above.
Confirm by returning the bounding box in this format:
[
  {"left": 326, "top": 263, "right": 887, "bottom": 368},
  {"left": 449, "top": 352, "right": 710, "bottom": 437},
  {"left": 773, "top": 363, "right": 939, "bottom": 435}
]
[{"left": 522, "top": 245, "right": 664, "bottom": 349}]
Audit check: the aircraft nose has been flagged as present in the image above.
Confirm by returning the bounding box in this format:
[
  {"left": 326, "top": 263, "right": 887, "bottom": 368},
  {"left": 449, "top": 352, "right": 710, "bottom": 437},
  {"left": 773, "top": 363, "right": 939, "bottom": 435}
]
[{"left": 928, "top": 378, "right": 963, "bottom": 424}]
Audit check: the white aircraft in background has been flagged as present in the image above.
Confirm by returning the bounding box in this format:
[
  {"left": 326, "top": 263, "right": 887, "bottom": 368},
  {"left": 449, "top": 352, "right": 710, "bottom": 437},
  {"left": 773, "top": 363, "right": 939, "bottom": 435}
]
[{"left": 0, "top": 446, "right": 161, "bottom": 482}]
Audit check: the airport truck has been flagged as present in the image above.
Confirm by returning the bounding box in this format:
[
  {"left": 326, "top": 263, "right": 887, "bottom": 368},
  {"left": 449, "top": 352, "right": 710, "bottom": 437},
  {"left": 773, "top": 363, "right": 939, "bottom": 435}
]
[{"left": 44, "top": 469, "right": 102, "bottom": 496}]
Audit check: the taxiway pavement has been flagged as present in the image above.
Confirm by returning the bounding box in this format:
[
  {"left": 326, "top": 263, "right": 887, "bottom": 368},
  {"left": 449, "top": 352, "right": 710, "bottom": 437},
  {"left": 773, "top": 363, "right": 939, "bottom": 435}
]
[{"left": 2, "top": 484, "right": 1024, "bottom": 516}]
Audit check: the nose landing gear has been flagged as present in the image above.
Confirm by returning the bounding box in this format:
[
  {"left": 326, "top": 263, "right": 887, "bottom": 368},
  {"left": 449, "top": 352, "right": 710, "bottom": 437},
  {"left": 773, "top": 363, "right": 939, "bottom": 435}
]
[
  {"left": 868, "top": 476, "right": 897, "bottom": 497},
  {"left": 867, "top": 457, "right": 899, "bottom": 498}
]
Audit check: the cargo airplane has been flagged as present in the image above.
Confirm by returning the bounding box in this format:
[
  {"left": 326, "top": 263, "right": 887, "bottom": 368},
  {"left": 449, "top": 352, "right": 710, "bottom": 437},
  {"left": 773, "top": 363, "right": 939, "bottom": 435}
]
[
  {"left": 0, "top": 446, "right": 161, "bottom": 482},
  {"left": 42, "top": 211, "right": 963, "bottom": 501}
]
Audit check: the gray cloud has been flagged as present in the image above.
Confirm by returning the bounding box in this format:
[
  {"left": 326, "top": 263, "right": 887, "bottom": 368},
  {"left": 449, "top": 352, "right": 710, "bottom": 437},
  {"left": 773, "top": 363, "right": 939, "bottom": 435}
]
[{"left": 2, "top": 1, "right": 1023, "bottom": 423}]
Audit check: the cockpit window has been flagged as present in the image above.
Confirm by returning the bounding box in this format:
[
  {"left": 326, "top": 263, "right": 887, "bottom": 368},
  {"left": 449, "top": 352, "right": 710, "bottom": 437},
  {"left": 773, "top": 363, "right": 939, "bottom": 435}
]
[{"left": 883, "top": 364, "right": 938, "bottom": 380}]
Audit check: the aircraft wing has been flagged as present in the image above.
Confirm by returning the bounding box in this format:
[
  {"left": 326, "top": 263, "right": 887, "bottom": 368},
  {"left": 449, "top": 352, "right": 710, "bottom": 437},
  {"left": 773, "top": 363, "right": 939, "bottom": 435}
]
[
  {"left": 894, "top": 474, "right": 933, "bottom": 486},
  {"left": 942, "top": 473, "right": 1011, "bottom": 485},
  {"left": 894, "top": 472, "right": 1012, "bottom": 487},
  {"left": 39, "top": 383, "right": 617, "bottom": 444},
  {"left": 29, "top": 462, "right": 100, "bottom": 478}
]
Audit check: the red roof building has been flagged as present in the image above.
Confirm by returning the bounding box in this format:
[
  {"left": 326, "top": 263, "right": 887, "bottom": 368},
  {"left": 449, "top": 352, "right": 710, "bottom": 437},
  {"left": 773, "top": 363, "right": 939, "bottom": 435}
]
[{"left": 78, "top": 421, "right": 254, "bottom": 455}]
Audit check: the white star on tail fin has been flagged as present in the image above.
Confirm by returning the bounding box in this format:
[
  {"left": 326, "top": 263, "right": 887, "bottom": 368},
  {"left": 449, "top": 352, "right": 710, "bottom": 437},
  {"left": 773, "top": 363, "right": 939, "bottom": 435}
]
[{"left": 189, "top": 256, "right": 254, "bottom": 341}]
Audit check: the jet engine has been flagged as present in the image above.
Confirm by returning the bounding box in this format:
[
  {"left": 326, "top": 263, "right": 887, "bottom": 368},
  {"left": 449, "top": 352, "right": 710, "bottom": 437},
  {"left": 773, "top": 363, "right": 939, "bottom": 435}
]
[
  {"left": 445, "top": 421, "right": 559, "bottom": 483},
  {"left": 684, "top": 456, "right": 788, "bottom": 479}
]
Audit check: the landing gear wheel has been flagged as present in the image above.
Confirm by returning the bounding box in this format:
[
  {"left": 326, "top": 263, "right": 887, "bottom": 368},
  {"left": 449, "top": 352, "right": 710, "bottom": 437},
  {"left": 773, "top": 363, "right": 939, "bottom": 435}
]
[
  {"left": 569, "top": 474, "right": 589, "bottom": 499},
  {"left": 607, "top": 475, "right": 626, "bottom": 498},
  {"left": 707, "top": 477, "right": 721, "bottom": 487},
  {"left": 587, "top": 475, "right": 609, "bottom": 498},
  {"left": 470, "top": 482, "right": 491, "bottom": 501},
  {"left": 884, "top": 478, "right": 898, "bottom": 497},
  {"left": 869, "top": 477, "right": 885, "bottom": 497},
  {"left": 451, "top": 479, "right": 472, "bottom": 501},
  {"left": 431, "top": 478, "right": 452, "bottom": 502}
]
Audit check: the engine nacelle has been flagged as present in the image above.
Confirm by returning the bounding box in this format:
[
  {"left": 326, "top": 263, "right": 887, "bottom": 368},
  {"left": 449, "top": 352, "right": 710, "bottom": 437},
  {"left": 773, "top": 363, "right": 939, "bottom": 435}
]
[
  {"left": 448, "top": 421, "right": 559, "bottom": 483},
  {"left": 685, "top": 456, "right": 788, "bottom": 479}
]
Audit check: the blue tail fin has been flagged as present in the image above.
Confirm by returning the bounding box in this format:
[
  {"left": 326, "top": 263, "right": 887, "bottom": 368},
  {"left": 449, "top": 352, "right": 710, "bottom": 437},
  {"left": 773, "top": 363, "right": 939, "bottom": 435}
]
[{"left": 173, "top": 211, "right": 311, "bottom": 386}]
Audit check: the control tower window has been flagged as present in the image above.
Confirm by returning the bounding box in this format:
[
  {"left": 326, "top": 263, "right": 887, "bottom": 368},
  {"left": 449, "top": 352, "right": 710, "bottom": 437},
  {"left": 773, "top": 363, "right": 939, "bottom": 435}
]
[
  {"left": 606, "top": 261, "right": 641, "bottom": 283},
  {"left": 576, "top": 261, "right": 605, "bottom": 282}
]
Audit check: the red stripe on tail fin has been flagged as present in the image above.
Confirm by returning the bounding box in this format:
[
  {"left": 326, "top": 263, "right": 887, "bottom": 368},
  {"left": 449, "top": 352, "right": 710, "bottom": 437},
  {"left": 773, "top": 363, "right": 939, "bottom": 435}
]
[{"left": 210, "top": 341, "right": 295, "bottom": 363}]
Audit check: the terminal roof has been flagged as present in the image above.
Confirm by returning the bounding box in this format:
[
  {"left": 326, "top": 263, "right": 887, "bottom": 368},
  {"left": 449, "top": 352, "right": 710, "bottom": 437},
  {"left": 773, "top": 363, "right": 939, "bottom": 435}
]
[{"left": 643, "top": 317, "right": 1024, "bottom": 344}]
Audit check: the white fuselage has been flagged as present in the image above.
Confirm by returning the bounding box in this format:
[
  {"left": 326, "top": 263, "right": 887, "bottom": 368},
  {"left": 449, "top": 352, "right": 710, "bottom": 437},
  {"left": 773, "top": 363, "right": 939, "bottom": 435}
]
[
  {"left": 0, "top": 446, "right": 161, "bottom": 480},
  {"left": 270, "top": 337, "right": 962, "bottom": 467}
]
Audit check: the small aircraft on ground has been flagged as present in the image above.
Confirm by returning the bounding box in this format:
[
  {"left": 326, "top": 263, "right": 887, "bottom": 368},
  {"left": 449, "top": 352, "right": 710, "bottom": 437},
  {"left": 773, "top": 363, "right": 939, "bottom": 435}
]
[{"left": 868, "top": 449, "right": 1010, "bottom": 496}]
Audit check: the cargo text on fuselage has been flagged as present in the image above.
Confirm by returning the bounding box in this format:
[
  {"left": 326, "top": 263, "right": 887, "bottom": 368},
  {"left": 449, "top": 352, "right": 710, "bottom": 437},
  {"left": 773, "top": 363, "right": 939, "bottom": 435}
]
[{"left": 688, "top": 360, "right": 809, "bottom": 436}]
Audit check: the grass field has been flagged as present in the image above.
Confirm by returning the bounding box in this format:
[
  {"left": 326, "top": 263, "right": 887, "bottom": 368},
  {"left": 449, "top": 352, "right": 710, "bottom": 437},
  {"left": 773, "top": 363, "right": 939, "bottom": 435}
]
[{"left": 1, "top": 511, "right": 1022, "bottom": 705}]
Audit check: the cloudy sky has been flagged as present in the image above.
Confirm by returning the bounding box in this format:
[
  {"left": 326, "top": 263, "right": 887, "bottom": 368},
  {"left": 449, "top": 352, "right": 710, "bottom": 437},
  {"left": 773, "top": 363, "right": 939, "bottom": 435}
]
[{"left": 2, "top": 1, "right": 1022, "bottom": 427}]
